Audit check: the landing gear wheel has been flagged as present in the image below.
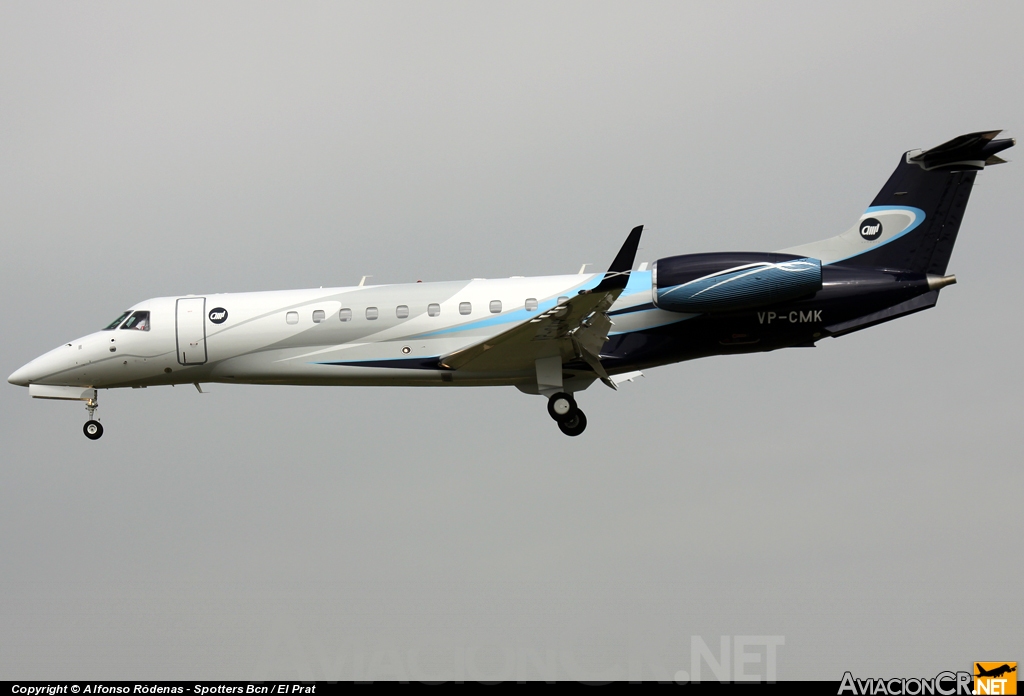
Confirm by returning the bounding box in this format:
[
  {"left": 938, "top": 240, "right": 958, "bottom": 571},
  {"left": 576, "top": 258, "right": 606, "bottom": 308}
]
[
  {"left": 557, "top": 409, "right": 587, "bottom": 437},
  {"left": 547, "top": 392, "right": 577, "bottom": 422},
  {"left": 83, "top": 420, "right": 104, "bottom": 440}
]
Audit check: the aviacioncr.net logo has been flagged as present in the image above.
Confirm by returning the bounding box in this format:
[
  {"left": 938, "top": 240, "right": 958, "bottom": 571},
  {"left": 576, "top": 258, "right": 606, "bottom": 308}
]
[
  {"left": 975, "top": 662, "right": 1017, "bottom": 695},
  {"left": 839, "top": 671, "right": 973, "bottom": 695}
]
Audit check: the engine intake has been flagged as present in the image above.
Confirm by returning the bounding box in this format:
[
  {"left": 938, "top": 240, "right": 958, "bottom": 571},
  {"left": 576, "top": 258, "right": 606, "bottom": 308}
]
[{"left": 653, "top": 252, "right": 823, "bottom": 313}]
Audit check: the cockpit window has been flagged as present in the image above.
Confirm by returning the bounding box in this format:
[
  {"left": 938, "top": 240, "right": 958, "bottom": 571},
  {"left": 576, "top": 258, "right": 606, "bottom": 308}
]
[
  {"left": 120, "top": 311, "right": 151, "bottom": 331},
  {"left": 103, "top": 311, "right": 132, "bottom": 330}
]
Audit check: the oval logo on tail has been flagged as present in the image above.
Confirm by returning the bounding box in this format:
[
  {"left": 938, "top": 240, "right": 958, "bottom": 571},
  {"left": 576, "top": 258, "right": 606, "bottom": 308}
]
[
  {"left": 208, "top": 308, "right": 228, "bottom": 324},
  {"left": 859, "top": 218, "right": 883, "bottom": 240}
]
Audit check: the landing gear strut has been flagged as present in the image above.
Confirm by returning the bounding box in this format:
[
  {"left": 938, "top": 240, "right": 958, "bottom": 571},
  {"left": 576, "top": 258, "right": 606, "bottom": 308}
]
[
  {"left": 83, "top": 397, "right": 103, "bottom": 440},
  {"left": 547, "top": 391, "right": 587, "bottom": 437}
]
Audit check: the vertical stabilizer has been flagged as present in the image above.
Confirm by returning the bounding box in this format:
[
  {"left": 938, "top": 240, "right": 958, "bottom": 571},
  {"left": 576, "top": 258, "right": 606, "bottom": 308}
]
[{"left": 783, "top": 131, "right": 1013, "bottom": 272}]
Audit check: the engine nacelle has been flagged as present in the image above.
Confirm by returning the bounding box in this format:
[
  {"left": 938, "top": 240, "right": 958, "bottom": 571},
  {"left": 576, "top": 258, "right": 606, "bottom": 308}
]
[{"left": 653, "top": 252, "right": 823, "bottom": 313}]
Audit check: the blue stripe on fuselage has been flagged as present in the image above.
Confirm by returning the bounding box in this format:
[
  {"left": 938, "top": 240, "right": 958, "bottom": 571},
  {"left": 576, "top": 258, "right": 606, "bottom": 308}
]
[{"left": 408, "top": 271, "right": 656, "bottom": 339}]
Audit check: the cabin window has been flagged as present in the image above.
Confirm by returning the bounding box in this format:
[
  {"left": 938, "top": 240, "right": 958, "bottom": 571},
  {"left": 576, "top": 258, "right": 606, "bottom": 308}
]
[
  {"left": 427, "top": 303, "right": 440, "bottom": 317},
  {"left": 396, "top": 305, "right": 409, "bottom": 319},
  {"left": 557, "top": 296, "right": 569, "bottom": 305},
  {"left": 312, "top": 310, "right": 326, "bottom": 323},
  {"left": 489, "top": 300, "right": 502, "bottom": 314},
  {"left": 459, "top": 302, "right": 472, "bottom": 315},
  {"left": 339, "top": 308, "right": 352, "bottom": 322},
  {"left": 366, "top": 307, "right": 379, "bottom": 320},
  {"left": 286, "top": 311, "right": 299, "bottom": 325},
  {"left": 120, "top": 311, "right": 150, "bottom": 331},
  {"left": 525, "top": 298, "right": 538, "bottom": 311},
  {"left": 103, "top": 311, "right": 131, "bottom": 330}
]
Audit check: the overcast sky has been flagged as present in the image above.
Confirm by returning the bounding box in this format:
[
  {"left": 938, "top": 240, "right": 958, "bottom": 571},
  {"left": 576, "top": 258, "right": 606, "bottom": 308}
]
[{"left": 1, "top": 1, "right": 1021, "bottom": 681}]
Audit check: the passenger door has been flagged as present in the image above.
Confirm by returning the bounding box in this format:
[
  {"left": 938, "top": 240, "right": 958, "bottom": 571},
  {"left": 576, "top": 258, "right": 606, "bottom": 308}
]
[{"left": 176, "top": 297, "right": 207, "bottom": 365}]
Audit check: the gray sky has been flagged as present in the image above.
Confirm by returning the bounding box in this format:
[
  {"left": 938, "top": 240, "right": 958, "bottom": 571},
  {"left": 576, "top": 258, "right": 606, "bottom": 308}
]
[{"left": 1, "top": 1, "right": 1021, "bottom": 681}]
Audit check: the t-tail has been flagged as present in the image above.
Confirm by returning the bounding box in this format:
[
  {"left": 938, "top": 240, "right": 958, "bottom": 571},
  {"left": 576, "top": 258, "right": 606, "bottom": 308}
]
[{"left": 785, "top": 130, "right": 1015, "bottom": 273}]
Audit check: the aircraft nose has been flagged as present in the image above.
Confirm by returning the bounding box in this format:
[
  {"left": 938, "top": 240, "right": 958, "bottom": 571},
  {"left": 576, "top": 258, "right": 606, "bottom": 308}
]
[
  {"left": 10, "top": 341, "right": 89, "bottom": 387},
  {"left": 9, "top": 346, "right": 68, "bottom": 386},
  {"left": 8, "top": 362, "right": 34, "bottom": 386}
]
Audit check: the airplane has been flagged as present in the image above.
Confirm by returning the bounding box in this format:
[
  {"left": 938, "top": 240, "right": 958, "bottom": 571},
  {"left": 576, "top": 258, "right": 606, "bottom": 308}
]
[
  {"left": 7, "top": 130, "right": 1015, "bottom": 439},
  {"left": 975, "top": 664, "right": 1016, "bottom": 679}
]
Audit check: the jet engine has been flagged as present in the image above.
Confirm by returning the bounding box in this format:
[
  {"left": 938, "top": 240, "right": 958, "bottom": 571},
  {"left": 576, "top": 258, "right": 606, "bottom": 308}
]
[{"left": 652, "top": 252, "right": 823, "bottom": 313}]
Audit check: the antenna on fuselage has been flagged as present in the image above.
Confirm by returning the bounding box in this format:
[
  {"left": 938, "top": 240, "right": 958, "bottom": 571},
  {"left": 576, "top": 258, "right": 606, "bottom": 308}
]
[{"left": 359, "top": 275, "right": 372, "bottom": 287}]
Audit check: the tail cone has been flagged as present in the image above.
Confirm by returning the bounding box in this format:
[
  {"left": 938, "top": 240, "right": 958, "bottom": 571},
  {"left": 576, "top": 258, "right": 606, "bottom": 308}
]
[{"left": 926, "top": 274, "right": 957, "bottom": 290}]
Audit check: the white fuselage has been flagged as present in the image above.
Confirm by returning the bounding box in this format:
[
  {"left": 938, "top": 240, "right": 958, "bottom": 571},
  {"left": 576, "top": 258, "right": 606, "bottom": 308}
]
[
  {"left": 8, "top": 271, "right": 679, "bottom": 391},
  {"left": 9, "top": 203, "right": 941, "bottom": 394}
]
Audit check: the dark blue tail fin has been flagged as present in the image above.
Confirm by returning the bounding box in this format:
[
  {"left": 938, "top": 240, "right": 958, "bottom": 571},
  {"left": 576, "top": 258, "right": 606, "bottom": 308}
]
[
  {"left": 845, "top": 131, "right": 1014, "bottom": 274},
  {"left": 783, "top": 131, "right": 1013, "bottom": 272}
]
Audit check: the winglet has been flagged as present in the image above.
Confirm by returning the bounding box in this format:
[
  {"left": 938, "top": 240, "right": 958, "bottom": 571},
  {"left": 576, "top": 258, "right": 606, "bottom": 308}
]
[{"left": 590, "top": 225, "right": 643, "bottom": 293}]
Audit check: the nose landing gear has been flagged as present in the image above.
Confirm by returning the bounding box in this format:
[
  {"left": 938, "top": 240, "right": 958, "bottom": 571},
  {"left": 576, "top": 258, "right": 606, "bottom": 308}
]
[
  {"left": 547, "top": 391, "right": 587, "bottom": 437},
  {"left": 83, "top": 397, "right": 103, "bottom": 440}
]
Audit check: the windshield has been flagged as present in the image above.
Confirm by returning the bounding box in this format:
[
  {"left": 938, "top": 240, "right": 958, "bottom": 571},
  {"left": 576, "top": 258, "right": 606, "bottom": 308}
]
[
  {"left": 120, "top": 311, "right": 150, "bottom": 331},
  {"left": 103, "top": 311, "right": 131, "bottom": 330}
]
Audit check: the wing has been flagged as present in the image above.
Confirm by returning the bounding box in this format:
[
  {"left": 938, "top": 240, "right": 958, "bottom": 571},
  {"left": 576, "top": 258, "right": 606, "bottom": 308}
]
[{"left": 438, "top": 225, "right": 643, "bottom": 382}]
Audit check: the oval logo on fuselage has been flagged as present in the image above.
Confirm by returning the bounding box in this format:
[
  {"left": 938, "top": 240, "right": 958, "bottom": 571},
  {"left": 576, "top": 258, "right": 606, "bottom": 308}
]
[
  {"left": 859, "top": 217, "right": 883, "bottom": 240},
  {"left": 208, "top": 308, "right": 228, "bottom": 324}
]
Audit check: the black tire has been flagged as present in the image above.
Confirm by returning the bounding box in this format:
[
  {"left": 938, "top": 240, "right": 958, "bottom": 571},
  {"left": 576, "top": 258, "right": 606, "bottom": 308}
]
[
  {"left": 546, "top": 392, "right": 577, "bottom": 422},
  {"left": 557, "top": 409, "right": 587, "bottom": 437},
  {"left": 83, "top": 420, "right": 104, "bottom": 440}
]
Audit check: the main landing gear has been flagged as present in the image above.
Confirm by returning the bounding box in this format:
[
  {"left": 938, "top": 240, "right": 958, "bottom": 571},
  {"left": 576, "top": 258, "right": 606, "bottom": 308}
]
[
  {"left": 83, "top": 396, "right": 103, "bottom": 440},
  {"left": 547, "top": 392, "right": 587, "bottom": 437}
]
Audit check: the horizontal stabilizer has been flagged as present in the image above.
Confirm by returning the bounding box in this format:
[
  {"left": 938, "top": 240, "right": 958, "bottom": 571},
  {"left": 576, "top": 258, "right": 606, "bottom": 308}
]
[{"left": 907, "top": 130, "right": 1014, "bottom": 171}]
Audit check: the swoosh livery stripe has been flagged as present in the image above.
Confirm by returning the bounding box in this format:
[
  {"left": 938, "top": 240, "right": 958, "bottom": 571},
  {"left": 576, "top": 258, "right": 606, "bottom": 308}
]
[{"left": 825, "top": 205, "right": 926, "bottom": 265}]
